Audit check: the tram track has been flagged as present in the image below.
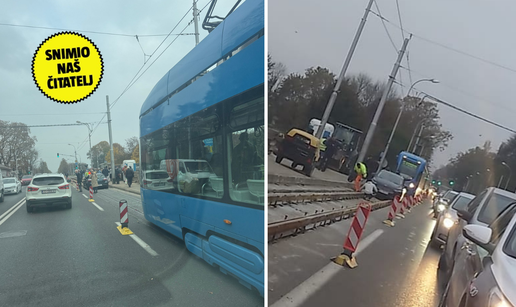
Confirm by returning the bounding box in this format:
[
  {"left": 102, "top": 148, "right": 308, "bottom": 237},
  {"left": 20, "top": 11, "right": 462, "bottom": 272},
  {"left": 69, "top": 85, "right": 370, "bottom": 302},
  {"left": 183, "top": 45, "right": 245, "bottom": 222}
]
[{"left": 268, "top": 188, "right": 391, "bottom": 242}]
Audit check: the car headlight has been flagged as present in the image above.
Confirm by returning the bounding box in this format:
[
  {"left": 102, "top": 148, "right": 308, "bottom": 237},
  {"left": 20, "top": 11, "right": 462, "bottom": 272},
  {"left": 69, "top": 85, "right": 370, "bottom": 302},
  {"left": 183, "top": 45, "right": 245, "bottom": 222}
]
[
  {"left": 488, "top": 286, "right": 513, "bottom": 307},
  {"left": 437, "top": 204, "right": 446, "bottom": 212},
  {"left": 409, "top": 183, "right": 415, "bottom": 188},
  {"left": 443, "top": 217, "right": 454, "bottom": 229}
]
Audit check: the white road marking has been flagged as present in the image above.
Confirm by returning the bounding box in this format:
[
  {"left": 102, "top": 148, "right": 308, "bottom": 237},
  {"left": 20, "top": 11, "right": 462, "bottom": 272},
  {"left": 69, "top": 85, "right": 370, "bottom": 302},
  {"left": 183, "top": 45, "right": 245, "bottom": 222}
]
[
  {"left": 91, "top": 202, "right": 104, "bottom": 212},
  {"left": 270, "top": 229, "right": 384, "bottom": 307},
  {"left": 82, "top": 194, "right": 88, "bottom": 198},
  {"left": 115, "top": 222, "right": 158, "bottom": 256},
  {"left": 0, "top": 198, "right": 26, "bottom": 226}
]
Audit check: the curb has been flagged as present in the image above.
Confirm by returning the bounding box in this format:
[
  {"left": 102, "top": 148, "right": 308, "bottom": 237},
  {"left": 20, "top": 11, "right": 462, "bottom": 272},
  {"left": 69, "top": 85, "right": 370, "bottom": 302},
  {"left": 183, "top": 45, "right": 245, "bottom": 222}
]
[
  {"left": 268, "top": 174, "right": 353, "bottom": 189},
  {"left": 109, "top": 184, "right": 141, "bottom": 196}
]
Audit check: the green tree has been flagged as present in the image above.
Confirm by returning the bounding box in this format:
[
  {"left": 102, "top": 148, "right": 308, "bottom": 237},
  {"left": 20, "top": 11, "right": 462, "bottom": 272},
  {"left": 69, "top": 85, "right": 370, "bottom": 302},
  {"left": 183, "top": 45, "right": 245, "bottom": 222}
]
[
  {"left": 88, "top": 141, "right": 110, "bottom": 168},
  {"left": 131, "top": 144, "right": 140, "bottom": 163},
  {"left": 105, "top": 143, "right": 126, "bottom": 165}
]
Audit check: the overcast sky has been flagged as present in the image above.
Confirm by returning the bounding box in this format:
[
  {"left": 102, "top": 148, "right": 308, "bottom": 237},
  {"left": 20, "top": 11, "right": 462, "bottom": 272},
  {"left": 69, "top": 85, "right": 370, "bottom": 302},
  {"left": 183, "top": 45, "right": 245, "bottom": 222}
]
[
  {"left": 0, "top": 0, "right": 235, "bottom": 172},
  {"left": 268, "top": 0, "right": 516, "bottom": 170}
]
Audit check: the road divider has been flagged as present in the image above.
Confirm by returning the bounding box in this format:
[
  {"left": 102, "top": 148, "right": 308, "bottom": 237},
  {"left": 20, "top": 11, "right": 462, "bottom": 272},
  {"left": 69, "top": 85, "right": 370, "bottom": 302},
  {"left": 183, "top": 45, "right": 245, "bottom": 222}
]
[
  {"left": 89, "top": 186, "right": 94, "bottom": 202},
  {"left": 383, "top": 196, "right": 401, "bottom": 227},
  {"left": 269, "top": 192, "right": 363, "bottom": 206},
  {"left": 117, "top": 200, "right": 133, "bottom": 235},
  {"left": 332, "top": 202, "right": 371, "bottom": 268},
  {"left": 0, "top": 198, "right": 26, "bottom": 226}
]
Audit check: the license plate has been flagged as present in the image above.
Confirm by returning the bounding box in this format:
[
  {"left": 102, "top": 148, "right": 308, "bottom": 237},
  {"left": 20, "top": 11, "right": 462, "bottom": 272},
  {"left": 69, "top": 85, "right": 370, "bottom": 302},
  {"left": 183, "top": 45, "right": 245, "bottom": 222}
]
[
  {"left": 155, "top": 182, "right": 165, "bottom": 186},
  {"left": 42, "top": 190, "right": 56, "bottom": 194}
]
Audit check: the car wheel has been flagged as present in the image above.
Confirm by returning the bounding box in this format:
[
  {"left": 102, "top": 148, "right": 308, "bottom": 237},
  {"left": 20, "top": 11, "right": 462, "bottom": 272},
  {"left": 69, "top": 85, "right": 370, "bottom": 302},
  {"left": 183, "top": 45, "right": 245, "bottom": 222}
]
[
  {"left": 67, "top": 200, "right": 72, "bottom": 209},
  {"left": 304, "top": 165, "right": 314, "bottom": 177},
  {"left": 26, "top": 203, "right": 32, "bottom": 213},
  {"left": 0, "top": 190, "right": 4, "bottom": 203},
  {"left": 430, "top": 222, "right": 440, "bottom": 249},
  {"left": 275, "top": 156, "right": 283, "bottom": 164}
]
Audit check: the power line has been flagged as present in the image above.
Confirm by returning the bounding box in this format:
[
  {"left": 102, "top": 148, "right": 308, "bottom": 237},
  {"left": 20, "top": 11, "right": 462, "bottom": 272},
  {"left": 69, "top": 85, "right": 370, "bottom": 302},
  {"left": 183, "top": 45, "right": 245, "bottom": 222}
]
[
  {"left": 423, "top": 92, "right": 516, "bottom": 134},
  {"left": 0, "top": 22, "right": 194, "bottom": 37},
  {"left": 0, "top": 123, "right": 87, "bottom": 128},
  {"left": 371, "top": 2, "right": 397, "bottom": 52},
  {"left": 396, "top": 80, "right": 516, "bottom": 134},
  {"left": 109, "top": 4, "right": 196, "bottom": 109},
  {"left": 402, "top": 66, "right": 516, "bottom": 113},
  {"left": 373, "top": 15, "right": 516, "bottom": 75},
  {"left": 1, "top": 112, "right": 104, "bottom": 116}
]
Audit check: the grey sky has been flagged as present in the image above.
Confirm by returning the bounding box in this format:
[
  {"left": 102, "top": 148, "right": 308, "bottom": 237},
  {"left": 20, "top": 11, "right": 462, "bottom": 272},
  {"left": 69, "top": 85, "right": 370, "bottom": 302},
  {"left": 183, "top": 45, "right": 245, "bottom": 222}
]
[
  {"left": 0, "top": 0, "right": 235, "bottom": 172},
  {"left": 268, "top": 0, "right": 516, "bottom": 169}
]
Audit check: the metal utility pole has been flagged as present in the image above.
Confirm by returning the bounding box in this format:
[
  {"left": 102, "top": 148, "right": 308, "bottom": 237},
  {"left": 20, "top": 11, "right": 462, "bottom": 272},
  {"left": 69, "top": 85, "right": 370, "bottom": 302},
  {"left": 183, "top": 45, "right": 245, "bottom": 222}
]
[
  {"left": 77, "top": 121, "right": 94, "bottom": 167},
  {"left": 412, "top": 123, "right": 425, "bottom": 152},
  {"left": 106, "top": 96, "right": 116, "bottom": 176},
  {"left": 357, "top": 37, "right": 410, "bottom": 164},
  {"left": 193, "top": 0, "right": 200, "bottom": 46},
  {"left": 314, "top": 0, "right": 375, "bottom": 139}
]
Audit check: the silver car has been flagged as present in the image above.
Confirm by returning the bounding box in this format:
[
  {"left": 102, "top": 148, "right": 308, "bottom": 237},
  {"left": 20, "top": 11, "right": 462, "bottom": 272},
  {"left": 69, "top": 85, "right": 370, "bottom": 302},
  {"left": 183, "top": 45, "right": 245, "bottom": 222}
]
[
  {"left": 2, "top": 177, "right": 22, "bottom": 195},
  {"left": 430, "top": 192, "right": 475, "bottom": 248},
  {"left": 440, "top": 203, "right": 516, "bottom": 307},
  {"left": 438, "top": 187, "right": 516, "bottom": 281},
  {"left": 433, "top": 190, "right": 459, "bottom": 218}
]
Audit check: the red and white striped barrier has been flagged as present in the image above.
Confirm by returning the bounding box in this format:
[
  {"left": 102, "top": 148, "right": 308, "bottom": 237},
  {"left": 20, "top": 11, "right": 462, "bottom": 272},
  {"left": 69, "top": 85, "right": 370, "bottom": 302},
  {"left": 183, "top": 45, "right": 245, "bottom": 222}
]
[
  {"left": 76, "top": 181, "right": 79, "bottom": 191},
  {"left": 334, "top": 202, "right": 372, "bottom": 268},
  {"left": 394, "top": 195, "right": 405, "bottom": 219},
  {"left": 383, "top": 197, "right": 399, "bottom": 227},
  {"left": 398, "top": 195, "right": 407, "bottom": 217},
  {"left": 88, "top": 186, "right": 94, "bottom": 202},
  {"left": 119, "top": 200, "right": 128, "bottom": 228}
]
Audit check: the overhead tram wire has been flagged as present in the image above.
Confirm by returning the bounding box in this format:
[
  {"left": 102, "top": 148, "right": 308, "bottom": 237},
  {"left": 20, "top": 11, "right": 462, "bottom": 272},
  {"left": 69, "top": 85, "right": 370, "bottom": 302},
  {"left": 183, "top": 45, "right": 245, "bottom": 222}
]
[
  {"left": 0, "top": 22, "right": 193, "bottom": 37},
  {"left": 76, "top": 1, "right": 211, "bottom": 152},
  {"left": 109, "top": 0, "right": 213, "bottom": 110},
  {"left": 393, "top": 0, "right": 414, "bottom": 89},
  {"left": 394, "top": 80, "right": 516, "bottom": 134},
  {"left": 370, "top": 15, "right": 516, "bottom": 76},
  {"left": 372, "top": 1, "right": 398, "bottom": 52},
  {"left": 401, "top": 66, "right": 516, "bottom": 113}
]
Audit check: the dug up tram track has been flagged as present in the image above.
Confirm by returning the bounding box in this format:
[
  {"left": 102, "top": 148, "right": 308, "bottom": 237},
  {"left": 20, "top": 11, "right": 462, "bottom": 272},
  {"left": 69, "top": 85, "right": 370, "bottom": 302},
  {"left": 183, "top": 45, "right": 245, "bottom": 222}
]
[{"left": 268, "top": 187, "right": 391, "bottom": 243}]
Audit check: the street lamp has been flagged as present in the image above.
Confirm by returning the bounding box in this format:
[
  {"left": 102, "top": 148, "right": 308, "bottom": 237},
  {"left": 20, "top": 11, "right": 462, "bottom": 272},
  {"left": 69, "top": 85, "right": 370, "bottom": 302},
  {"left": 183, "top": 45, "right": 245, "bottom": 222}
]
[
  {"left": 378, "top": 79, "right": 439, "bottom": 168},
  {"left": 77, "top": 121, "right": 94, "bottom": 168},
  {"left": 502, "top": 161, "right": 512, "bottom": 190}
]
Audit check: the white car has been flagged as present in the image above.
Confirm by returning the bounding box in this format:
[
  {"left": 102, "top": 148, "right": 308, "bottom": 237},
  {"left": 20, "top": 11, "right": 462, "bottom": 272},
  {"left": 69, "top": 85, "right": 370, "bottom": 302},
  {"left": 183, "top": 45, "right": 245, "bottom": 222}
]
[
  {"left": 142, "top": 170, "right": 174, "bottom": 191},
  {"left": 26, "top": 173, "right": 72, "bottom": 212},
  {"left": 2, "top": 177, "right": 22, "bottom": 195}
]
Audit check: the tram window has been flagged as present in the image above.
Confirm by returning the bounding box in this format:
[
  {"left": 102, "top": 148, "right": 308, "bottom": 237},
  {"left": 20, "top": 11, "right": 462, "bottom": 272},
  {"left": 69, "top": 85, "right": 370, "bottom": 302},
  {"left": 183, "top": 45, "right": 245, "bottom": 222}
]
[
  {"left": 226, "top": 95, "right": 264, "bottom": 205},
  {"left": 141, "top": 105, "right": 224, "bottom": 199}
]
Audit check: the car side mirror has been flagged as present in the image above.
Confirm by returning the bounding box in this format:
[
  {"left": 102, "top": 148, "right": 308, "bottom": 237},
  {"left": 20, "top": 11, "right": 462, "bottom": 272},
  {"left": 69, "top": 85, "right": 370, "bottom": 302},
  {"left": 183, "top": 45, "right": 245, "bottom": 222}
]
[
  {"left": 456, "top": 209, "right": 473, "bottom": 222},
  {"left": 462, "top": 224, "right": 495, "bottom": 254}
]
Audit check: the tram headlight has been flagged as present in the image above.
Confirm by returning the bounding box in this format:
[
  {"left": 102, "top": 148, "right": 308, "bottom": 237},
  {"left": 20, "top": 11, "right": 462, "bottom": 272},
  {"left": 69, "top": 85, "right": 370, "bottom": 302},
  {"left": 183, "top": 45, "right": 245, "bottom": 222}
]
[
  {"left": 437, "top": 204, "right": 446, "bottom": 212},
  {"left": 409, "top": 182, "right": 415, "bottom": 189}
]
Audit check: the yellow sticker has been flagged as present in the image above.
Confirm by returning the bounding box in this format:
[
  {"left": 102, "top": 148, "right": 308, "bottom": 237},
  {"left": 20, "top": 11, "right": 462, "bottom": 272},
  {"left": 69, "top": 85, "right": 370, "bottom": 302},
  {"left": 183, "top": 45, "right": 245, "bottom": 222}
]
[{"left": 31, "top": 32, "right": 103, "bottom": 104}]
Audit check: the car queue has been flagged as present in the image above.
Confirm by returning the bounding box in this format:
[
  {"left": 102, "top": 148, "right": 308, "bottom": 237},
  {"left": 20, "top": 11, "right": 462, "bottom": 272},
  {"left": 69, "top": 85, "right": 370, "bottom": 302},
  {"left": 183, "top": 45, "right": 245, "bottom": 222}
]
[{"left": 430, "top": 186, "right": 516, "bottom": 307}]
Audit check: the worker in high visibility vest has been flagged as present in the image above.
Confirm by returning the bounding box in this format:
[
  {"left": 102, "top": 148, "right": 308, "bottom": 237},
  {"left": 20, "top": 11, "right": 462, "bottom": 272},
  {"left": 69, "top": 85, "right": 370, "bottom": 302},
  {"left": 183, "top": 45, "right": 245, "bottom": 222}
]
[{"left": 354, "top": 162, "right": 367, "bottom": 192}]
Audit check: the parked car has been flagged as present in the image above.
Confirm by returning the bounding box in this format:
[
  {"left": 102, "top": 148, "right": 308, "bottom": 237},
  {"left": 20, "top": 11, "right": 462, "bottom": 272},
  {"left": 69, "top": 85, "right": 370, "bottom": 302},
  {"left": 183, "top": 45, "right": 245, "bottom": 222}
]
[
  {"left": 430, "top": 192, "right": 475, "bottom": 248},
  {"left": 143, "top": 170, "right": 174, "bottom": 191},
  {"left": 21, "top": 175, "right": 33, "bottom": 186},
  {"left": 2, "top": 177, "right": 22, "bottom": 195},
  {"left": 439, "top": 202, "right": 516, "bottom": 307},
  {"left": 96, "top": 173, "right": 109, "bottom": 189},
  {"left": 438, "top": 187, "right": 516, "bottom": 280},
  {"left": 26, "top": 173, "right": 72, "bottom": 212},
  {"left": 274, "top": 128, "right": 320, "bottom": 177},
  {"left": 433, "top": 190, "right": 459, "bottom": 218},
  {"left": 371, "top": 170, "right": 405, "bottom": 200}
]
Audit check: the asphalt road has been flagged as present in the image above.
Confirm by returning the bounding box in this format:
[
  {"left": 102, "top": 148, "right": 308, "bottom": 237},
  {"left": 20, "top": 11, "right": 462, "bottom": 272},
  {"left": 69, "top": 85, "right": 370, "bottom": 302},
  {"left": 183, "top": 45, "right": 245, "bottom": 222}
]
[
  {"left": 269, "top": 199, "right": 443, "bottom": 307},
  {"left": 0, "top": 186, "right": 263, "bottom": 307},
  {"left": 268, "top": 154, "right": 350, "bottom": 183}
]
